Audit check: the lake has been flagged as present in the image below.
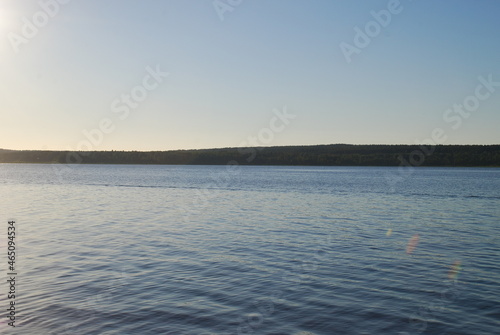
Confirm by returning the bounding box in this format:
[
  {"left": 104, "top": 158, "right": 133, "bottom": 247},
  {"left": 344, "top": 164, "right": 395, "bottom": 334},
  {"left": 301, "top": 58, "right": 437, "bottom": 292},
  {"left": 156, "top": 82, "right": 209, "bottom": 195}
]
[{"left": 0, "top": 164, "right": 499, "bottom": 334}]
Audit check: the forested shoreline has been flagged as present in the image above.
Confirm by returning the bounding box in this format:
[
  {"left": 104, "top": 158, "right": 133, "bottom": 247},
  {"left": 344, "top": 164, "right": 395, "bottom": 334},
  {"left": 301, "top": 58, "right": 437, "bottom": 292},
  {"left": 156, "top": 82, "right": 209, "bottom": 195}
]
[{"left": 0, "top": 144, "right": 499, "bottom": 167}]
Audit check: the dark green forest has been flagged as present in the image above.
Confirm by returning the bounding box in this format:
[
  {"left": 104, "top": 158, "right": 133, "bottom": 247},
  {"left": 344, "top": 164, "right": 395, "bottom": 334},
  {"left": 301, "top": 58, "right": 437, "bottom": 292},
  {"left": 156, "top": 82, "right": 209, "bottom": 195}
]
[{"left": 0, "top": 144, "right": 499, "bottom": 167}]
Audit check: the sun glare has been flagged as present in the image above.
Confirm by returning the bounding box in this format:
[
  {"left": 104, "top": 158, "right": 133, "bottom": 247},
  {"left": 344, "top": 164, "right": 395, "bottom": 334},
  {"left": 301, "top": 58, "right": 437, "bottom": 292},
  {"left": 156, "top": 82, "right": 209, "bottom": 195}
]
[
  {"left": 0, "top": 9, "right": 6, "bottom": 31},
  {"left": 0, "top": 8, "right": 14, "bottom": 35},
  {"left": 0, "top": 7, "right": 20, "bottom": 54}
]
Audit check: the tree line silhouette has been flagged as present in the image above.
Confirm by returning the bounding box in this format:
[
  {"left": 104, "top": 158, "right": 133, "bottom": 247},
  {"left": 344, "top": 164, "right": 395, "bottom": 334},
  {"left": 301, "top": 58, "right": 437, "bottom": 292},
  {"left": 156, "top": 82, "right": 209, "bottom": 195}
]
[{"left": 0, "top": 144, "right": 499, "bottom": 167}]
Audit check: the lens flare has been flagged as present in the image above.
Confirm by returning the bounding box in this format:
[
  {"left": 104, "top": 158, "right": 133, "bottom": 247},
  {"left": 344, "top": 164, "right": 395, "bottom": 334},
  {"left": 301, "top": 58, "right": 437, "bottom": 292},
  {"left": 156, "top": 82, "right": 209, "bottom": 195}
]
[
  {"left": 448, "top": 261, "right": 462, "bottom": 280},
  {"left": 406, "top": 234, "right": 420, "bottom": 254}
]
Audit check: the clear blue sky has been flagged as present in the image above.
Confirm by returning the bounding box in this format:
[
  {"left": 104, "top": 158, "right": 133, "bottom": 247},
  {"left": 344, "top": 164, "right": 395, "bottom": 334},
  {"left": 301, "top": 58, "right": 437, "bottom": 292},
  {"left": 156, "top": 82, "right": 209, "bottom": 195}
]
[{"left": 1, "top": 0, "right": 499, "bottom": 151}]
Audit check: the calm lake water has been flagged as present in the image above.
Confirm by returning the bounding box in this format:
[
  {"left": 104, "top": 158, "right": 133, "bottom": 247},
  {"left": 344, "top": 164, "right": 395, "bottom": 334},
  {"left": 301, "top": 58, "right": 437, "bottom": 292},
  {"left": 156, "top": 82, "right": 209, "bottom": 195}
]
[{"left": 0, "top": 164, "right": 499, "bottom": 334}]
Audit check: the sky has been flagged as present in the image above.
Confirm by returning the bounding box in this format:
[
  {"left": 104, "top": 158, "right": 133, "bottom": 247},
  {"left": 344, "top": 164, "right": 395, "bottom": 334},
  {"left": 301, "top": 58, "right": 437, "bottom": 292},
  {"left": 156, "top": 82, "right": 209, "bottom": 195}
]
[{"left": 1, "top": 0, "right": 499, "bottom": 151}]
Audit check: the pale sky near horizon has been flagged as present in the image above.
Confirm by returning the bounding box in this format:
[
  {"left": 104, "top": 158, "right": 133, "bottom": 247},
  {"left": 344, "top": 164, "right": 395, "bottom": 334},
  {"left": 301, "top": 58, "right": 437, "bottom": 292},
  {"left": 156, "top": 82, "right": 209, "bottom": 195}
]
[{"left": 1, "top": 0, "right": 499, "bottom": 151}]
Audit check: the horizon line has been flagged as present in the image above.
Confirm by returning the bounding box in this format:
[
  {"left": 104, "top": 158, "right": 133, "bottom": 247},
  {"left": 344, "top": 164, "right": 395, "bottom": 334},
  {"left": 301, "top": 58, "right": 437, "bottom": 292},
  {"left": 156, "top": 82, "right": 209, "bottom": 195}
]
[{"left": 2, "top": 143, "right": 500, "bottom": 152}]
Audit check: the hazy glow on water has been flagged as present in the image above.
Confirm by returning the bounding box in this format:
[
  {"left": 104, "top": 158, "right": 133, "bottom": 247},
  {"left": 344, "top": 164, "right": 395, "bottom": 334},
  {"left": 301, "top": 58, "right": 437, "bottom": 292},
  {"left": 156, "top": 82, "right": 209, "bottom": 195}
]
[{"left": 0, "top": 164, "right": 499, "bottom": 334}]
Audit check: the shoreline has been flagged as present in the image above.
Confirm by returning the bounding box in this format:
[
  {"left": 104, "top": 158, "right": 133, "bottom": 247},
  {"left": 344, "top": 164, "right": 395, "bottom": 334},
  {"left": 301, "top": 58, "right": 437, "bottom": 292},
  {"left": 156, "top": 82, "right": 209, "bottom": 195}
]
[{"left": 1, "top": 144, "right": 499, "bottom": 167}]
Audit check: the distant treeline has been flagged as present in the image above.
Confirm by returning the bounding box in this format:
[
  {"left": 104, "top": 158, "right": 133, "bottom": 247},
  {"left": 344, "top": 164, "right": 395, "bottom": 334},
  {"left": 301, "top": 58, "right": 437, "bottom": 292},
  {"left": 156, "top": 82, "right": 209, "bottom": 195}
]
[{"left": 0, "top": 144, "right": 499, "bottom": 167}]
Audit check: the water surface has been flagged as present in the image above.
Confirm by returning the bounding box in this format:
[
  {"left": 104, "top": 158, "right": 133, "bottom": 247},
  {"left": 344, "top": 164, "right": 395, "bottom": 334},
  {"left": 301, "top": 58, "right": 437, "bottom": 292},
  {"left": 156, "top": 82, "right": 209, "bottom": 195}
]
[{"left": 0, "top": 164, "right": 499, "bottom": 334}]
